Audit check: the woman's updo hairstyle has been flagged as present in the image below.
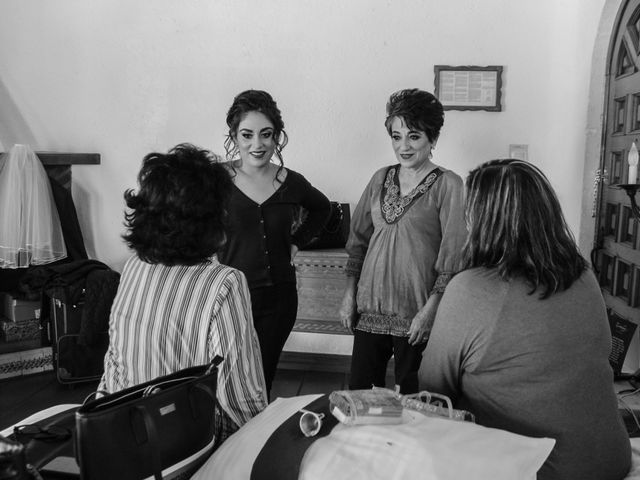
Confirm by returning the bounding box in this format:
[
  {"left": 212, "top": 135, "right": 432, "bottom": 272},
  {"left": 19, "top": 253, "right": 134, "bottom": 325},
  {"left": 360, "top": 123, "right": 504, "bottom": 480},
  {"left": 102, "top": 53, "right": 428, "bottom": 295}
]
[
  {"left": 224, "top": 90, "right": 289, "bottom": 165},
  {"left": 384, "top": 88, "right": 444, "bottom": 143}
]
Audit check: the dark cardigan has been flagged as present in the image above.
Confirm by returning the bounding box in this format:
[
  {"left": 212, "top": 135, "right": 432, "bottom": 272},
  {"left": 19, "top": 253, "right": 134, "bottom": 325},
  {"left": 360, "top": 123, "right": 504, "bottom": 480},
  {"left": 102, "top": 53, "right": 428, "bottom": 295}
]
[{"left": 217, "top": 169, "right": 330, "bottom": 289}]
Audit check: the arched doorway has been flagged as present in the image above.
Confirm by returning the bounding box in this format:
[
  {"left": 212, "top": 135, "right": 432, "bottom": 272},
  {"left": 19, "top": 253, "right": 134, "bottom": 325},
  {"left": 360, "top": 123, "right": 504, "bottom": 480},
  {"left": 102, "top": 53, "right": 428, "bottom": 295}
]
[{"left": 593, "top": 0, "right": 640, "bottom": 373}]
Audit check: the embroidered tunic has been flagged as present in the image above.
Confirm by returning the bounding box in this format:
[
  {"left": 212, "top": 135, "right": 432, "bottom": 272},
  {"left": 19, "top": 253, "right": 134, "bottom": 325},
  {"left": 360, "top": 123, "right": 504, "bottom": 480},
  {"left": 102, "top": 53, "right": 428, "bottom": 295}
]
[{"left": 346, "top": 165, "right": 466, "bottom": 336}]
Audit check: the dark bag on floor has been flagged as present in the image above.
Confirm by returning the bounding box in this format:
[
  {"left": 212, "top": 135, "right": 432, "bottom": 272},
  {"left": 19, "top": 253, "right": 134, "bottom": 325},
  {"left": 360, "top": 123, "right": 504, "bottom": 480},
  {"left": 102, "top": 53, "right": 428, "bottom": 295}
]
[
  {"left": 49, "top": 294, "right": 110, "bottom": 384},
  {"left": 20, "top": 259, "right": 120, "bottom": 385},
  {"left": 0, "top": 434, "right": 34, "bottom": 480},
  {"left": 1, "top": 405, "right": 79, "bottom": 479},
  {"left": 303, "top": 202, "right": 351, "bottom": 250},
  {"left": 75, "top": 358, "right": 222, "bottom": 480}
]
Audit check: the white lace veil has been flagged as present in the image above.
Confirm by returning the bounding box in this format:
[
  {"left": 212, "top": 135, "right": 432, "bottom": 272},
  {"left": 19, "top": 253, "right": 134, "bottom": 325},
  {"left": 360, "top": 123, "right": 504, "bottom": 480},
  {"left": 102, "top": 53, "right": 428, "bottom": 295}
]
[{"left": 0, "top": 144, "right": 67, "bottom": 268}]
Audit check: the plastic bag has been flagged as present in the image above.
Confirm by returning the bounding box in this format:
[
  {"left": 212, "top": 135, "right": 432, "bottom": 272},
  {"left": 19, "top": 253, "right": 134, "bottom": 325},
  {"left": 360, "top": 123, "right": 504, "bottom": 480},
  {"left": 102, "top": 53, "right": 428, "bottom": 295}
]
[
  {"left": 329, "top": 387, "right": 475, "bottom": 426},
  {"left": 329, "top": 389, "right": 403, "bottom": 425},
  {"left": 401, "top": 391, "right": 475, "bottom": 422}
]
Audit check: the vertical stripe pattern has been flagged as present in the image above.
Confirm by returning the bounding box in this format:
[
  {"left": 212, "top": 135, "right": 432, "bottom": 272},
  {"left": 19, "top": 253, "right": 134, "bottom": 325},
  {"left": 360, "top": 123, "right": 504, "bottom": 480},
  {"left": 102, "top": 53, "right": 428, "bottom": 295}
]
[{"left": 99, "top": 255, "right": 268, "bottom": 432}]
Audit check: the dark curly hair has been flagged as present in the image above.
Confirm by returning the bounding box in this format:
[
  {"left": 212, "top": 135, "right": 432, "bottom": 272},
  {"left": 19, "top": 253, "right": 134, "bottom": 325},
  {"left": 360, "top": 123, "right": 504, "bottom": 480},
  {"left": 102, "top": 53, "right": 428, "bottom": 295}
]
[
  {"left": 122, "top": 143, "right": 233, "bottom": 266},
  {"left": 462, "top": 159, "right": 587, "bottom": 299},
  {"left": 224, "top": 90, "right": 289, "bottom": 171},
  {"left": 384, "top": 89, "right": 444, "bottom": 143}
]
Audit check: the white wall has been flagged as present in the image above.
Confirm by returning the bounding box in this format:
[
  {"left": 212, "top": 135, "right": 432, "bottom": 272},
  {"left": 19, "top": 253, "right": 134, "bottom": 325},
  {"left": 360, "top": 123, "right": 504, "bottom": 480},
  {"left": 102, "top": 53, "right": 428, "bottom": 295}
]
[{"left": 0, "top": 0, "right": 608, "bottom": 270}]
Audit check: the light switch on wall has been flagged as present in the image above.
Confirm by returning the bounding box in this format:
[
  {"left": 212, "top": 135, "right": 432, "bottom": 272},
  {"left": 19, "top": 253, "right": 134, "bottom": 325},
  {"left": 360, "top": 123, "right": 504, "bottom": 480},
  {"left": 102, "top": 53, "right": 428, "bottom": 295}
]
[{"left": 509, "top": 144, "right": 529, "bottom": 161}]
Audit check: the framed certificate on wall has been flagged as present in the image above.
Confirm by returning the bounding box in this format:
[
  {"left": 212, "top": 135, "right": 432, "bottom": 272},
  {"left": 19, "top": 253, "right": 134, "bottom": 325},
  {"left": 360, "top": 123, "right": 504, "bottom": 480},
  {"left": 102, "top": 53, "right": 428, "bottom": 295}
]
[{"left": 434, "top": 65, "right": 503, "bottom": 111}]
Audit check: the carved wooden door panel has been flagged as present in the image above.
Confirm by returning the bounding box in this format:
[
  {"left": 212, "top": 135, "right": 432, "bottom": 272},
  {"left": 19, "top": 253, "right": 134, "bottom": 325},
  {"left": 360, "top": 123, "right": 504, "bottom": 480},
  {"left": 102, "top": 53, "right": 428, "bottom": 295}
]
[{"left": 595, "top": 0, "right": 640, "bottom": 372}]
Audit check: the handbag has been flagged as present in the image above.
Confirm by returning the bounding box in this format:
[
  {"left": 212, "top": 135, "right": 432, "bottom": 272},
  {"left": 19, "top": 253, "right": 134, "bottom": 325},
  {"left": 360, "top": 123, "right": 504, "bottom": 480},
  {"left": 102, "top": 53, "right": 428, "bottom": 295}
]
[
  {"left": 303, "top": 202, "right": 351, "bottom": 250},
  {"left": 75, "top": 357, "right": 222, "bottom": 480}
]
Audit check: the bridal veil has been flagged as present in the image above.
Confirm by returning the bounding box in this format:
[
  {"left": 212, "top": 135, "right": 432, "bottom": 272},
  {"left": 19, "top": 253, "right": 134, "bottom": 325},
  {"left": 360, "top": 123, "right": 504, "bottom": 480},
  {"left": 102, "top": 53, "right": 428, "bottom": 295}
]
[{"left": 0, "top": 144, "right": 67, "bottom": 268}]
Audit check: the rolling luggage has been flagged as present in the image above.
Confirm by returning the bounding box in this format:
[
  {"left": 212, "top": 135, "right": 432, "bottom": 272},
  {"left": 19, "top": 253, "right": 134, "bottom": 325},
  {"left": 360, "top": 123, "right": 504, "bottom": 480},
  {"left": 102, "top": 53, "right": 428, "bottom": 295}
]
[
  {"left": 37, "top": 260, "right": 119, "bottom": 385},
  {"left": 48, "top": 292, "right": 110, "bottom": 385}
]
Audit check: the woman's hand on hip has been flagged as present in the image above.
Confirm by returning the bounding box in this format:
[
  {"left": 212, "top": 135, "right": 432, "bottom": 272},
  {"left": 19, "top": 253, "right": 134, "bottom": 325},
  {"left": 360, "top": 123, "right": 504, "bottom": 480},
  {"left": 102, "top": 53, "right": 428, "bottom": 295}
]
[{"left": 290, "top": 245, "right": 299, "bottom": 265}]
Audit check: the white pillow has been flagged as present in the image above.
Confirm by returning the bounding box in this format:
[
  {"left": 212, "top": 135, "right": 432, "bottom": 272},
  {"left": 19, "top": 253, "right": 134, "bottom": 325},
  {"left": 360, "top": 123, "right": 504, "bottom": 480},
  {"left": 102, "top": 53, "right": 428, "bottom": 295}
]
[
  {"left": 192, "top": 395, "right": 322, "bottom": 479},
  {"left": 299, "top": 410, "right": 555, "bottom": 480}
]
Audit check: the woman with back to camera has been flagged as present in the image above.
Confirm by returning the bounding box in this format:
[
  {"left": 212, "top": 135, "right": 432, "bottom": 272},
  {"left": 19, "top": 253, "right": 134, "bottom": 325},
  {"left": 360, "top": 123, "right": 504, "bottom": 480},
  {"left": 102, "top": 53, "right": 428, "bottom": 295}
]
[
  {"left": 217, "top": 90, "right": 331, "bottom": 395},
  {"left": 338, "top": 88, "right": 467, "bottom": 393},
  {"left": 419, "top": 159, "right": 631, "bottom": 480},
  {"left": 99, "top": 143, "right": 267, "bottom": 447}
]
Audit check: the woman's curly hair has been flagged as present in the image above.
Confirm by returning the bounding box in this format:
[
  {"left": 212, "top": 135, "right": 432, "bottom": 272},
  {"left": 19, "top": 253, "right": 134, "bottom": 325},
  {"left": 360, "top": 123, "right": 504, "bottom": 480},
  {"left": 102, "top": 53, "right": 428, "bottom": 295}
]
[
  {"left": 384, "top": 88, "right": 444, "bottom": 143},
  {"left": 122, "top": 143, "right": 233, "bottom": 266}
]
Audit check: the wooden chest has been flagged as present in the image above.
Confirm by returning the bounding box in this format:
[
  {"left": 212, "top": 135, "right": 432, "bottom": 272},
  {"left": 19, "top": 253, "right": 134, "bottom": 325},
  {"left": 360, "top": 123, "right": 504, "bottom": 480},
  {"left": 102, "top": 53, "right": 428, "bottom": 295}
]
[{"left": 293, "top": 249, "right": 350, "bottom": 335}]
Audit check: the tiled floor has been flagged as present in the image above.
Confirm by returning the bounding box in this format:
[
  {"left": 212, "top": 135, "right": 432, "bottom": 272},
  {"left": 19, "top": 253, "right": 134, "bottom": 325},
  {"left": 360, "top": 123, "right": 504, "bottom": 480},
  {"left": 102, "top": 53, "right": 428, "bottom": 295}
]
[{"left": 0, "top": 368, "right": 354, "bottom": 430}]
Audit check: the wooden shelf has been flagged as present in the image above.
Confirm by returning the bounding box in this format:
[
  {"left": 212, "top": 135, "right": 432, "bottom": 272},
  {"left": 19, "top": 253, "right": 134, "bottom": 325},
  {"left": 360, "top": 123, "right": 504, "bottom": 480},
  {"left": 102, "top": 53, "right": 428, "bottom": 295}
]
[
  {"left": 0, "top": 151, "right": 101, "bottom": 165},
  {"left": 35, "top": 152, "right": 100, "bottom": 165}
]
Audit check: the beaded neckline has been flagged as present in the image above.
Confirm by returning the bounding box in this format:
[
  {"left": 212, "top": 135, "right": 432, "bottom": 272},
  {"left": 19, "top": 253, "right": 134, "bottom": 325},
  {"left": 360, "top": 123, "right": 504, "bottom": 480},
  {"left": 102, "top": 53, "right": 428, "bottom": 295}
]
[{"left": 380, "top": 165, "right": 442, "bottom": 224}]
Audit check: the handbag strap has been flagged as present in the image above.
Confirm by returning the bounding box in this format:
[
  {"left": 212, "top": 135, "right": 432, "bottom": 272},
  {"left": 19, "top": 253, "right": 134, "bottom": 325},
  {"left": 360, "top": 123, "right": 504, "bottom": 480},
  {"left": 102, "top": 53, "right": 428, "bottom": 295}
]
[
  {"left": 82, "top": 390, "right": 109, "bottom": 405},
  {"left": 207, "top": 355, "right": 223, "bottom": 374},
  {"left": 133, "top": 406, "right": 163, "bottom": 480}
]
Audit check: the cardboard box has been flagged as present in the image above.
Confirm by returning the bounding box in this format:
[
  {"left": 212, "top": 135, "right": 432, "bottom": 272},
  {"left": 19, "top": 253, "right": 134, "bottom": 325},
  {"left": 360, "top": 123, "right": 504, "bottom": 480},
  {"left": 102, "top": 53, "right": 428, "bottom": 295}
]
[
  {"left": 0, "top": 318, "right": 41, "bottom": 342},
  {"left": 1, "top": 292, "right": 41, "bottom": 322}
]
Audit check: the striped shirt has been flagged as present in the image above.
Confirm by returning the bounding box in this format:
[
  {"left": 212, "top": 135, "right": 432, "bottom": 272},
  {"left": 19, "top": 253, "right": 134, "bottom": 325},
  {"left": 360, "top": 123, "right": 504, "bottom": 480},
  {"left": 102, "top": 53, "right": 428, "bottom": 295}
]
[{"left": 98, "top": 255, "right": 268, "bottom": 441}]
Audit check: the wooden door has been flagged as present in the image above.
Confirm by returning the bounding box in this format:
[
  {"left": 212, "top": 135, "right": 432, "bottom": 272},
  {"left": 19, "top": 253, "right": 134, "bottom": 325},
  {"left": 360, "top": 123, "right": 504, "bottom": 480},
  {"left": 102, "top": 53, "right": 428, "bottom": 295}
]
[{"left": 594, "top": 0, "right": 640, "bottom": 372}]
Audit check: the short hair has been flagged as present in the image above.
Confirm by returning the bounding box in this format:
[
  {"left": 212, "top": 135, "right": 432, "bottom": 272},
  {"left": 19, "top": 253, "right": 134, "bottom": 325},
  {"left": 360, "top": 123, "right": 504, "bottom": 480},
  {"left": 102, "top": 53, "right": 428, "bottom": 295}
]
[
  {"left": 122, "top": 143, "right": 233, "bottom": 266},
  {"left": 384, "top": 89, "right": 444, "bottom": 142},
  {"left": 224, "top": 89, "right": 289, "bottom": 166},
  {"left": 462, "top": 159, "right": 587, "bottom": 298}
]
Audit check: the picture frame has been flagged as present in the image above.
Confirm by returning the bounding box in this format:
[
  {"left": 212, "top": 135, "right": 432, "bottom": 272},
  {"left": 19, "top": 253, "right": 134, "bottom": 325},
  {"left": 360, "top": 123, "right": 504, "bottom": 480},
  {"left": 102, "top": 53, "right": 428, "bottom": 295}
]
[{"left": 434, "top": 65, "right": 503, "bottom": 111}]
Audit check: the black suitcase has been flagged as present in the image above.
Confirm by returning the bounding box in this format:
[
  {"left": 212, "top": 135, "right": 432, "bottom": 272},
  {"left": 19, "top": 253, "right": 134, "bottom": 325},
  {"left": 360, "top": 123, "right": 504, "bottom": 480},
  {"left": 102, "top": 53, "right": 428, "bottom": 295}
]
[
  {"left": 48, "top": 294, "right": 109, "bottom": 385},
  {"left": 17, "top": 260, "right": 119, "bottom": 385}
]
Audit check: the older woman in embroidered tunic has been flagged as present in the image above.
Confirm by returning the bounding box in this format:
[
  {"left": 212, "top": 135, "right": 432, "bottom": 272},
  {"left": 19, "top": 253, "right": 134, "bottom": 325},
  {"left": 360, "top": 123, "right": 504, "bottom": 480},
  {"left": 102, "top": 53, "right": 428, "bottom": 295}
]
[{"left": 339, "top": 89, "right": 466, "bottom": 393}]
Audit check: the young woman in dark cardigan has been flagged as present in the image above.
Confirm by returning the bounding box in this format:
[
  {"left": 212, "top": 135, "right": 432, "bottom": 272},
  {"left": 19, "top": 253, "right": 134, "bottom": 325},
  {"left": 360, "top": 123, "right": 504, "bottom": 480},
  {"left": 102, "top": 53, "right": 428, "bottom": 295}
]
[{"left": 217, "top": 90, "right": 331, "bottom": 395}]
